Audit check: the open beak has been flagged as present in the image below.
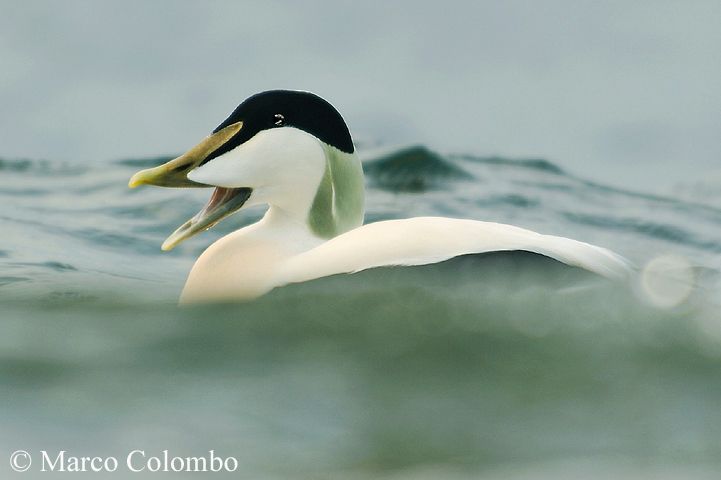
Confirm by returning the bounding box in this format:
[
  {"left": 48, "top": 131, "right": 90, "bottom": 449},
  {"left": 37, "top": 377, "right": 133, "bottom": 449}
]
[
  {"left": 128, "top": 121, "right": 252, "bottom": 251},
  {"left": 161, "top": 186, "right": 252, "bottom": 251},
  {"left": 128, "top": 122, "right": 242, "bottom": 188}
]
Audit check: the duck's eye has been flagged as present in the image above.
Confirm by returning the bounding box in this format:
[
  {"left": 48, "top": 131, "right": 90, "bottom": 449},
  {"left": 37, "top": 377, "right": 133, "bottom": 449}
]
[{"left": 273, "top": 114, "right": 284, "bottom": 126}]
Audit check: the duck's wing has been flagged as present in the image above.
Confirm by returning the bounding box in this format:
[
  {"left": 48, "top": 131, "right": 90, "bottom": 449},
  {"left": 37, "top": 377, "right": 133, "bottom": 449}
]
[{"left": 278, "top": 217, "right": 632, "bottom": 286}]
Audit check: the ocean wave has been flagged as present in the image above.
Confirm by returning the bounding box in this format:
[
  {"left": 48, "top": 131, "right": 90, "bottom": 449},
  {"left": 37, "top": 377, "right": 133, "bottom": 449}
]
[
  {"left": 363, "top": 145, "right": 472, "bottom": 191},
  {"left": 562, "top": 212, "right": 721, "bottom": 253},
  {"left": 458, "top": 154, "right": 567, "bottom": 175},
  {"left": 0, "top": 157, "right": 85, "bottom": 175}
]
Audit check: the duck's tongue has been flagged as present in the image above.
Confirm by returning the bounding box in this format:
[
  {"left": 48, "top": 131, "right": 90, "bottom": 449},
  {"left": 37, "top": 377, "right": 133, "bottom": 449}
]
[{"left": 161, "top": 187, "right": 252, "bottom": 251}]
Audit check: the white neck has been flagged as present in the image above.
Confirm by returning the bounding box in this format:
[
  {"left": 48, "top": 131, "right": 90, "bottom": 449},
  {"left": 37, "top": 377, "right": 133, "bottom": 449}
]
[{"left": 259, "top": 205, "right": 327, "bottom": 251}]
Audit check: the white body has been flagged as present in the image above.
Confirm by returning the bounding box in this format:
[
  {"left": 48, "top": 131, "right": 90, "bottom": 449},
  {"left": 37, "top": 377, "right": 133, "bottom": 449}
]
[
  {"left": 180, "top": 212, "right": 631, "bottom": 303},
  {"left": 160, "top": 124, "right": 631, "bottom": 304}
]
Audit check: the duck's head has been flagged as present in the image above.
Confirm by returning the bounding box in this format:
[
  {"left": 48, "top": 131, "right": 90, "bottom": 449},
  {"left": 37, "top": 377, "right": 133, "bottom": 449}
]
[{"left": 129, "top": 90, "right": 365, "bottom": 250}]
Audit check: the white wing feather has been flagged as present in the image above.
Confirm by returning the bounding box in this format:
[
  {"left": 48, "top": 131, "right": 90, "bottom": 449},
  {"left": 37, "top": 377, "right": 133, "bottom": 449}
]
[{"left": 278, "top": 217, "right": 632, "bottom": 286}]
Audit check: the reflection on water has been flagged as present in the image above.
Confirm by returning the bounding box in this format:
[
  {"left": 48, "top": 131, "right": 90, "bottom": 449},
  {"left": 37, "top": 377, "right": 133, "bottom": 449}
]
[{"left": 1, "top": 147, "right": 721, "bottom": 478}]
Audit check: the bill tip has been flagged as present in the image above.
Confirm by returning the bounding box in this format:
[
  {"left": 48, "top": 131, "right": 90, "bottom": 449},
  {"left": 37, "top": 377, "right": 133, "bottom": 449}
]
[{"left": 128, "top": 171, "right": 147, "bottom": 188}]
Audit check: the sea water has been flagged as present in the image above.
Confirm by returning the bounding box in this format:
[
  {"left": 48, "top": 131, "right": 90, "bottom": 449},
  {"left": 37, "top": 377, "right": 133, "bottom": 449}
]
[{"left": 1, "top": 146, "right": 720, "bottom": 479}]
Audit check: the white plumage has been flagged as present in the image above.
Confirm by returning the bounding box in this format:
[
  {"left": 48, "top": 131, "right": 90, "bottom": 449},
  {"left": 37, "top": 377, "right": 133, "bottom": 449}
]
[
  {"left": 280, "top": 217, "right": 631, "bottom": 285},
  {"left": 129, "top": 90, "right": 632, "bottom": 304}
]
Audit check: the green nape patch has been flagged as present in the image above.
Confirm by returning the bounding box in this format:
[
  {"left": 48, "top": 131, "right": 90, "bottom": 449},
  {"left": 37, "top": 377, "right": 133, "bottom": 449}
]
[{"left": 308, "top": 145, "right": 365, "bottom": 238}]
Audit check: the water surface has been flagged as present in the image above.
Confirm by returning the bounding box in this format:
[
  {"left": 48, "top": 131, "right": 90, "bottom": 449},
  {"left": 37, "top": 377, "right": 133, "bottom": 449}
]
[{"left": 1, "top": 146, "right": 720, "bottom": 478}]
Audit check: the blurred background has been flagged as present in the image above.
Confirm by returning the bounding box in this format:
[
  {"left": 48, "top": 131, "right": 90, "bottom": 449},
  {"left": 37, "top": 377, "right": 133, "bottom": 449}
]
[
  {"left": 2, "top": 2, "right": 721, "bottom": 479},
  {"left": 1, "top": 0, "right": 720, "bottom": 191}
]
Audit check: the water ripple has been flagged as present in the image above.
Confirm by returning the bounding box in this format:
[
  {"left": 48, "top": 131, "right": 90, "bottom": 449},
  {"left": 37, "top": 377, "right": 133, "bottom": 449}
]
[{"left": 562, "top": 212, "right": 721, "bottom": 252}]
